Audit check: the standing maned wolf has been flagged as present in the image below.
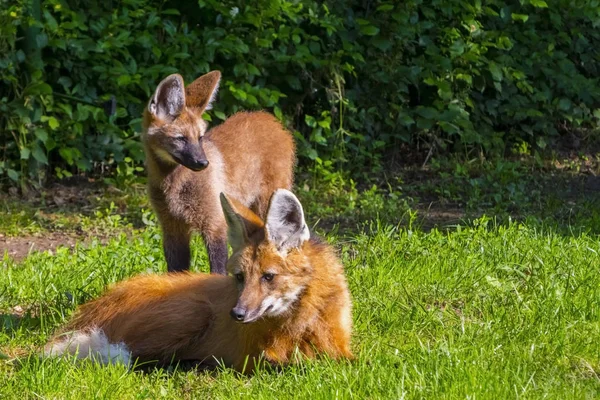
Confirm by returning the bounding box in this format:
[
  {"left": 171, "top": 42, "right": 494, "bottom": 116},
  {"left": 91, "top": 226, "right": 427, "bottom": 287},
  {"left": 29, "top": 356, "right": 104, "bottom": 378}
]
[
  {"left": 45, "top": 190, "right": 353, "bottom": 373},
  {"left": 142, "top": 71, "right": 295, "bottom": 274}
]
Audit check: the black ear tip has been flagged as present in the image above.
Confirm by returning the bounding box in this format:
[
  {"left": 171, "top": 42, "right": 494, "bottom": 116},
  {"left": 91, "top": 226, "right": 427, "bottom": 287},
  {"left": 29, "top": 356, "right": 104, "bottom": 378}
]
[{"left": 219, "top": 192, "right": 231, "bottom": 209}]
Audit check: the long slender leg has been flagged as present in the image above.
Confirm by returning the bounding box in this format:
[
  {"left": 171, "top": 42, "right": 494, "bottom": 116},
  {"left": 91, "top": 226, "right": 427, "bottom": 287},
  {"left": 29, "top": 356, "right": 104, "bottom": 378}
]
[
  {"left": 162, "top": 224, "right": 192, "bottom": 272},
  {"left": 205, "top": 236, "right": 228, "bottom": 275}
]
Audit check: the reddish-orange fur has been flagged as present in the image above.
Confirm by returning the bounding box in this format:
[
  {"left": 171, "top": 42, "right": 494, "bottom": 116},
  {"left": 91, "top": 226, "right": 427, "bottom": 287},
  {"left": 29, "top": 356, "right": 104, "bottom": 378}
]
[
  {"left": 47, "top": 193, "right": 352, "bottom": 373},
  {"left": 143, "top": 71, "right": 295, "bottom": 273}
]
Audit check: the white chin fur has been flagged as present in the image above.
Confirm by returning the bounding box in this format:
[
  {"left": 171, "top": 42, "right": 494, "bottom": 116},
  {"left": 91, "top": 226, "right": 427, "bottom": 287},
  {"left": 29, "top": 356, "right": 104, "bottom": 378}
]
[
  {"left": 262, "top": 286, "right": 304, "bottom": 317},
  {"left": 44, "top": 327, "right": 131, "bottom": 367}
]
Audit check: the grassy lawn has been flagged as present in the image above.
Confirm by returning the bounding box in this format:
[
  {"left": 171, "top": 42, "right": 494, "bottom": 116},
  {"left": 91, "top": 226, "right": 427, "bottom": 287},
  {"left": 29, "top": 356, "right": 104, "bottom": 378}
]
[{"left": 1, "top": 159, "right": 599, "bottom": 399}]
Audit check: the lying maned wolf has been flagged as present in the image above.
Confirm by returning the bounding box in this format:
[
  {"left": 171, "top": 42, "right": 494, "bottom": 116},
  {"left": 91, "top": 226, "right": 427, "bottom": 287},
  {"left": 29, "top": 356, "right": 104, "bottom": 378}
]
[
  {"left": 142, "top": 71, "right": 295, "bottom": 274},
  {"left": 45, "top": 190, "right": 353, "bottom": 373}
]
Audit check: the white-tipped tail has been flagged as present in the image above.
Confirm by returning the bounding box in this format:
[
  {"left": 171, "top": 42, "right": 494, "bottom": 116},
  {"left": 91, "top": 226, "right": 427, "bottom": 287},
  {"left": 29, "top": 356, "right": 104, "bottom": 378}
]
[{"left": 44, "top": 327, "right": 131, "bottom": 367}]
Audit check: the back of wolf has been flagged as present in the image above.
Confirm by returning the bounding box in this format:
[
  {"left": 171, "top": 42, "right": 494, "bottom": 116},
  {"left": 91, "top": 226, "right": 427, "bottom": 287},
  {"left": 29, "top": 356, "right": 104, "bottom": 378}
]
[{"left": 206, "top": 111, "right": 295, "bottom": 217}]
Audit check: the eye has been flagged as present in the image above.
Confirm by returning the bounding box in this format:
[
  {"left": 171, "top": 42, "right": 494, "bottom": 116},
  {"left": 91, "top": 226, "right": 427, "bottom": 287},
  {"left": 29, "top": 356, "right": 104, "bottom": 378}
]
[
  {"left": 262, "top": 273, "right": 275, "bottom": 282},
  {"left": 174, "top": 135, "right": 186, "bottom": 142},
  {"left": 235, "top": 273, "right": 244, "bottom": 283}
]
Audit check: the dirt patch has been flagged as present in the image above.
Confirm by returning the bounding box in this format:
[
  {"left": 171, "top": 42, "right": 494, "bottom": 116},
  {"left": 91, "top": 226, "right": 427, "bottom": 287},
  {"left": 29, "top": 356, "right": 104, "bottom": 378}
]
[
  {"left": 415, "top": 205, "right": 468, "bottom": 230},
  {"left": 1, "top": 232, "right": 83, "bottom": 262}
]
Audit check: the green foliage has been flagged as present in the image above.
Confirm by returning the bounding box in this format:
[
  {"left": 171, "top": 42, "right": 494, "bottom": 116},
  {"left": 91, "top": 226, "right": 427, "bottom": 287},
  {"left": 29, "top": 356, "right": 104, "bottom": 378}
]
[
  {"left": 1, "top": 0, "right": 600, "bottom": 186},
  {"left": 336, "top": 0, "right": 600, "bottom": 156}
]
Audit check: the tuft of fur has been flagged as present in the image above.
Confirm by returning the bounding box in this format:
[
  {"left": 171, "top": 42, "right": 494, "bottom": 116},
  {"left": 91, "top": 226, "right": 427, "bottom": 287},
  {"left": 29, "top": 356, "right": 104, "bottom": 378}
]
[{"left": 45, "top": 327, "right": 131, "bottom": 367}]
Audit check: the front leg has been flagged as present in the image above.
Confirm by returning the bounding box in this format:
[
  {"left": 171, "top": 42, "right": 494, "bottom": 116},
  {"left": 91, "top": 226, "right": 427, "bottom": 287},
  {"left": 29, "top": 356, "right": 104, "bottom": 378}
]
[
  {"left": 162, "top": 223, "right": 192, "bottom": 272},
  {"left": 205, "top": 235, "right": 228, "bottom": 275}
]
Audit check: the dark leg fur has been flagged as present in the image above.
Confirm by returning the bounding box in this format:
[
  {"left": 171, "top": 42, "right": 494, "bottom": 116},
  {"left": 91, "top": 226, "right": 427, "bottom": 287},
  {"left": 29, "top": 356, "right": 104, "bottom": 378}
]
[
  {"left": 163, "top": 229, "right": 191, "bottom": 272},
  {"left": 206, "top": 237, "right": 228, "bottom": 275}
]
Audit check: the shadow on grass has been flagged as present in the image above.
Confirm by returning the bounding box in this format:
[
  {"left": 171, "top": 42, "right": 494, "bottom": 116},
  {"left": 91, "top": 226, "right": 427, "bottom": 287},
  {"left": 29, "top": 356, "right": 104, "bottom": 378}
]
[
  {"left": 299, "top": 159, "right": 600, "bottom": 237},
  {"left": 1, "top": 157, "right": 598, "bottom": 252}
]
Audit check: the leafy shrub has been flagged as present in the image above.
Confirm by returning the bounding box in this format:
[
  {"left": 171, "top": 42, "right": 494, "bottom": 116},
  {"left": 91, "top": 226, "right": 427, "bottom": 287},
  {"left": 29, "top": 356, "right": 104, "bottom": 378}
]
[{"left": 1, "top": 0, "right": 599, "bottom": 188}]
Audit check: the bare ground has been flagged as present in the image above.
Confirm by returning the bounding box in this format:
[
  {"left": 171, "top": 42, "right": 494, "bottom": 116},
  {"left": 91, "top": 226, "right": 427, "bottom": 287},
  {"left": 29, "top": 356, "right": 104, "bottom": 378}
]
[{"left": 0, "top": 233, "right": 79, "bottom": 262}]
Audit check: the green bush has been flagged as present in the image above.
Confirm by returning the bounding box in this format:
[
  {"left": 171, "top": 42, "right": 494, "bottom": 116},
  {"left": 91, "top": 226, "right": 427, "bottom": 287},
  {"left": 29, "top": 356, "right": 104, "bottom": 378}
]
[{"left": 1, "top": 0, "right": 599, "bottom": 187}]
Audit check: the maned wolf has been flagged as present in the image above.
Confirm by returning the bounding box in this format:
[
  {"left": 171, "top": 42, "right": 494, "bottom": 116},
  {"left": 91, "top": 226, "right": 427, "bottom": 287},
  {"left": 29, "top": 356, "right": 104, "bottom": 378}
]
[
  {"left": 142, "top": 71, "right": 295, "bottom": 274},
  {"left": 45, "top": 190, "right": 353, "bottom": 373}
]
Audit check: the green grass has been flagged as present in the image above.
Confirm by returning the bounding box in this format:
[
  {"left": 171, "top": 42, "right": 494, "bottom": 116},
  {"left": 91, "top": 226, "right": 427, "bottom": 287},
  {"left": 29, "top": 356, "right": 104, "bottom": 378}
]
[
  {"left": 1, "top": 155, "right": 599, "bottom": 398},
  {"left": 2, "top": 218, "right": 599, "bottom": 399}
]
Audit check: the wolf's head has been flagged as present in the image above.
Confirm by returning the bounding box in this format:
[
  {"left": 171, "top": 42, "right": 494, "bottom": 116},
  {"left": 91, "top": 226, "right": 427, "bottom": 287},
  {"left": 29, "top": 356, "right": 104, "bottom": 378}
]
[
  {"left": 220, "top": 189, "right": 313, "bottom": 323},
  {"left": 142, "top": 71, "right": 220, "bottom": 171}
]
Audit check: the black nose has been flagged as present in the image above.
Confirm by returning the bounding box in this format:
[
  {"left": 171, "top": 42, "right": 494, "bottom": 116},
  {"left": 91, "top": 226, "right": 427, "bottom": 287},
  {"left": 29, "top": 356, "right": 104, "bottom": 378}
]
[
  {"left": 186, "top": 159, "right": 209, "bottom": 171},
  {"left": 230, "top": 307, "right": 246, "bottom": 321},
  {"left": 194, "top": 159, "right": 209, "bottom": 169}
]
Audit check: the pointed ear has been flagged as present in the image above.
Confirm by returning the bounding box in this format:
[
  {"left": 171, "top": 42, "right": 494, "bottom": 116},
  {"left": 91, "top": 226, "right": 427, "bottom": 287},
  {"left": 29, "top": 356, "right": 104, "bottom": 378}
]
[
  {"left": 148, "top": 74, "right": 185, "bottom": 122},
  {"left": 185, "top": 71, "right": 221, "bottom": 112},
  {"left": 266, "top": 190, "right": 310, "bottom": 252},
  {"left": 220, "top": 193, "right": 264, "bottom": 250}
]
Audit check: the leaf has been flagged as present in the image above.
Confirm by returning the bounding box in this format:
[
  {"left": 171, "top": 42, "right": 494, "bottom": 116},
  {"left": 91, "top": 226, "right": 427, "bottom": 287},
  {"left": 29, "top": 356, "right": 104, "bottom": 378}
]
[
  {"left": 399, "top": 114, "right": 415, "bottom": 127},
  {"left": 437, "top": 81, "right": 453, "bottom": 101},
  {"left": 511, "top": 13, "right": 529, "bottom": 22},
  {"left": 59, "top": 148, "right": 77, "bottom": 165},
  {"left": 117, "top": 75, "right": 131, "bottom": 86},
  {"left": 24, "top": 82, "right": 52, "bottom": 96},
  {"left": 489, "top": 62, "right": 503, "bottom": 81},
  {"left": 417, "top": 117, "right": 435, "bottom": 130},
  {"left": 34, "top": 128, "right": 48, "bottom": 143},
  {"left": 558, "top": 98, "right": 572, "bottom": 111},
  {"left": 233, "top": 64, "right": 246, "bottom": 77},
  {"left": 7, "top": 169, "right": 19, "bottom": 182},
  {"left": 449, "top": 40, "right": 465, "bottom": 57},
  {"left": 36, "top": 33, "right": 48, "bottom": 48},
  {"left": 593, "top": 109, "right": 600, "bottom": 119},
  {"left": 285, "top": 76, "right": 301, "bottom": 90},
  {"left": 416, "top": 107, "right": 438, "bottom": 119},
  {"left": 318, "top": 119, "right": 331, "bottom": 129},
  {"left": 20, "top": 148, "right": 31, "bottom": 160},
  {"left": 48, "top": 117, "right": 59, "bottom": 130},
  {"left": 360, "top": 25, "right": 380, "bottom": 36},
  {"left": 530, "top": 0, "right": 548, "bottom": 7},
  {"left": 376, "top": 4, "right": 394, "bottom": 12},
  {"left": 214, "top": 110, "right": 226, "bottom": 120},
  {"left": 456, "top": 74, "right": 472, "bottom": 84},
  {"left": 274, "top": 106, "right": 283, "bottom": 120},
  {"left": 246, "top": 94, "right": 258, "bottom": 106},
  {"left": 439, "top": 121, "right": 459, "bottom": 135},
  {"left": 247, "top": 64, "right": 261, "bottom": 76},
  {"left": 44, "top": 10, "right": 58, "bottom": 31},
  {"left": 309, "top": 41, "right": 321, "bottom": 55},
  {"left": 57, "top": 76, "right": 73, "bottom": 89},
  {"left": 371, "top": 37, "right": 392, "bottom": 51},
  {"left": 32, "top": 144, "right": 48, "bottom": 164},
  {"left": 536, "top": 136, "right": 547, "bottom": 149},
  {"left": 15, "top": 50, "right": 25, "bottom": 63}
]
